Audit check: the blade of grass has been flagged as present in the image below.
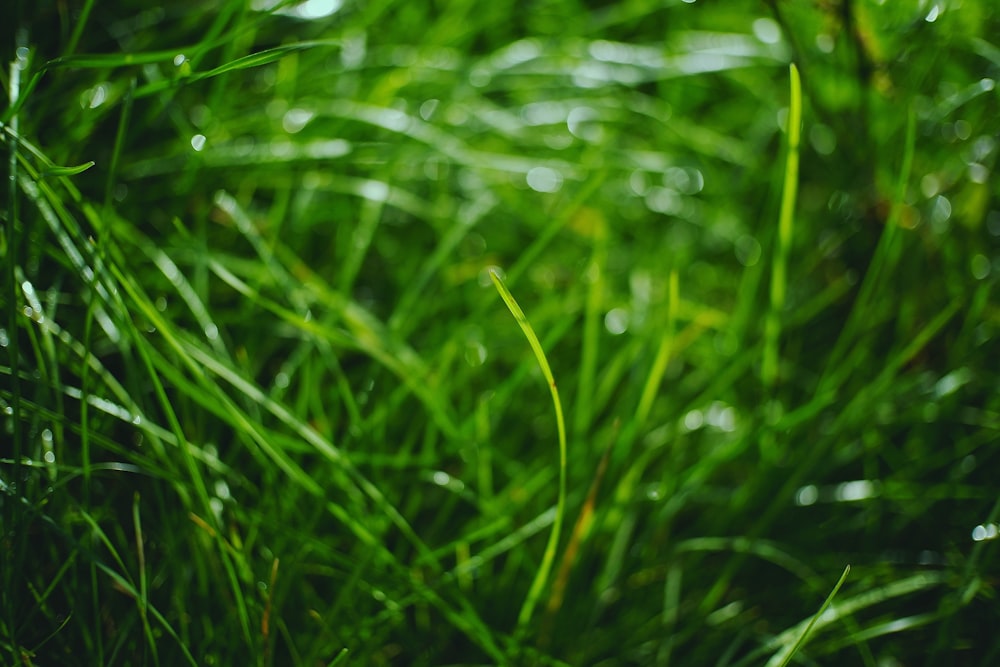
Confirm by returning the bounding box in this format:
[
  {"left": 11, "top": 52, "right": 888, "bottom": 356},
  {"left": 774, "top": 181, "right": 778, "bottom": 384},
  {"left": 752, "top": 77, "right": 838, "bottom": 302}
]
[
  {"left": 635, "top": 268, "right": 679, "bottom": 429},
  {"left": 78, "top": 511, "right": 198, "bottom": 667},
  {"left": 131, "top": 40, "right": 344, "bottom": 99},
  {"left": 326, "top": 648, "right": 349, "bottom": 667},
  {"left": 730, "top": 569, "right": 951, "bottom": 667},
  {"left": 489, "top": 268, "right": 568, "bottom": 634},
  {"left": 3, "top": 40, "right": 28, "bottom": 661},
  {"left": 542, "top": 422, "right": 615, "bottom": 641},
  {"left": 96, "top": 260, "right": 256, "bottom": 648},
  {"left": 762, "top": 62, "right": 801, "bottom": 388},
  {"left": 132, "top": 492, "right": 159, "bottom": 667},
  {"left": 772, "top": 565, "right": 850, "bottom": 667}
]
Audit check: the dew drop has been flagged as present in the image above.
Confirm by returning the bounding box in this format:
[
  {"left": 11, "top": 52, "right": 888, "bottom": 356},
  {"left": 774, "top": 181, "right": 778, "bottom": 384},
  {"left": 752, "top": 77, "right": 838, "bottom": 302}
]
[
  {"left": 972, "top": 523, "right": 998, "bottom": 541},
  {"left": 682, "top": 409, "right": 704, "bottom": 431},
  {"left": 752, "top": 18, "right": 782, "bottom": 45},
  {"left": 274, "top": 372, "right": 290, "bottom": 389},
  {"left": 604, "top": 308, "right": 629, "bottom": 335},
  {"left": 526, "top": 166, "right": 562, "bottom": 193},
  {"left": 971, "top": 254, "right": 990, "bottom": 280},
  {"left": 795, "top": 484, "right": 818, "bottom": 506}
]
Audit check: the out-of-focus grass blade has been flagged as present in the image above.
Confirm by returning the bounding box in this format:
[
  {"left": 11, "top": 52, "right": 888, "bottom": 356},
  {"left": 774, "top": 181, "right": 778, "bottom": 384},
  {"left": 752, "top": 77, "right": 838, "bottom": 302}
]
[
  {"left": 762, "top": 62, "right": 801, "bottom": 388},
  {"left": 41, "top": 161, "right": 95, "bottom": 177}
]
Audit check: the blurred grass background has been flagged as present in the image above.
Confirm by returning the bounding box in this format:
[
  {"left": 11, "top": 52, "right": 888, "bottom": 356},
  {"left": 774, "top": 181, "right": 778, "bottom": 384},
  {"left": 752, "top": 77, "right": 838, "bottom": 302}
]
[{"left": 2, "top": 0, "right": 999, "bottom": 664}]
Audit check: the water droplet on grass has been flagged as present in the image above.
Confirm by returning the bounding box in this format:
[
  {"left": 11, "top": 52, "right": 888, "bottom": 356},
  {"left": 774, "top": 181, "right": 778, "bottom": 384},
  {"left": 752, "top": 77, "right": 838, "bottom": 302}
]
[
  {"left": 815, "top": 34, "right": 835, "bottom": 53},
  {"left": 214, "top": 479, "right": 231, "bottom": 500},
  {"left": 526, "top": 166, "right": 562, "bottom": 193},
  {"left": 972, "top": 523, "right": 998, "bottom": 541},
  {"left": 834, "top": 479, "right": 877, "bottom": 502},
  {"left": 604, "top": 308, "right": 629, "bottom": 335},
  {"left": 359, "top": 180, "right": 389, "bottom": 202},
  {"left": 795, "top": 484, "right": 818, "bottom": 506},
  {"left": 752, "top": 18, "right": 782, "bottom": 45},
  {"left": 645, "top": 187, "right": 681, "bottom": 215},
  {"left": 295, "top": 0, "right": 341, "bottom": 19},
  {"left": 682, "top": 409, "right": 704, "bottom": 431},
  {"left": 971, "top": 254, "right": 990, "bottom": 280},
  {"left": 82, "top": 83, "right": 108, "bottom": 109},
  {"left": 480, "top": 266, "right": 503, "bottom": 286},
  {"left": 282, "top": 108, "right": 314, "bottom": 133}
]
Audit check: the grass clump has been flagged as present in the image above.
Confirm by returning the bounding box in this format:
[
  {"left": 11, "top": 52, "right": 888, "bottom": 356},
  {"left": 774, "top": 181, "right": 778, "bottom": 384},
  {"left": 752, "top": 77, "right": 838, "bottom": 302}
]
[{"left": 3, "top": 1, "right": 999, "bottom": 665}]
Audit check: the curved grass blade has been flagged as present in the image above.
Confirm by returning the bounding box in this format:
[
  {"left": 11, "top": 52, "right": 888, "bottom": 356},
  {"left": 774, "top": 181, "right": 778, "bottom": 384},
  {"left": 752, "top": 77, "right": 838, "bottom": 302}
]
[
  {"left": 488, "top": 268, "right": 568, "bottom": 634},
  {"left": 41, "top": 161, "right": 95, "bottom": 177}
]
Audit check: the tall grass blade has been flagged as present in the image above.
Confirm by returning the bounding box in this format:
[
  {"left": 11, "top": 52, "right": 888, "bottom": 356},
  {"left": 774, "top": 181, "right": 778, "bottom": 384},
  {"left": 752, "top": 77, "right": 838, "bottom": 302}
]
[
  {"left": 636, "top": 268, "right": 679, "bottom": 428},
  {"left": 762, "top": 62, "right": 801, "bottom": 387},
  {"left": 489, "top": 268, "right": 568, "bottom": 634}
]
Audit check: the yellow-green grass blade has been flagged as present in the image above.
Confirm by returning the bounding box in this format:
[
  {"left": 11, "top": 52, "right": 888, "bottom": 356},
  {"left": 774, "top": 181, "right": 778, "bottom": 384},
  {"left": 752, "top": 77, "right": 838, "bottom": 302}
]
[{"left": 762, "top": 62, "right": 801, "bottom": 388}]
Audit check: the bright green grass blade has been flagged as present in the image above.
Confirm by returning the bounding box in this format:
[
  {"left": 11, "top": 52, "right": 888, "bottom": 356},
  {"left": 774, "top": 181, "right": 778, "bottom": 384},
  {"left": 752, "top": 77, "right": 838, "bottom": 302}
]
[
  {"left": 39, "top": 161, "right": 95, "bottom": 177},
  {"left": 489, "top": 268, "right": 568, "bottom": 634},
  {"left": 734, "top": 569, "right": 951, "bottom": 667},
  {"left": 636, "top": 268, "right": 678, "bottom": 429},
  {"left": 772, "top": 565, "right": 850, "bottom": 667},
  {"left": 762, "top": 62, "right": 801, "bottom": 388},
  {"left": 326, "top": 648, "right": 349, "bottom": 667},
  {"left": 131, "top": 40, "right": 343, "bottom": 98}
]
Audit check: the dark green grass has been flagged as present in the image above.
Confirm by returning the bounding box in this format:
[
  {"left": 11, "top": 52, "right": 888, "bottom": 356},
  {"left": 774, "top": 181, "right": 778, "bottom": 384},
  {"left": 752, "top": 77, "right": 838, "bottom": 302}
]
[{"left": 3, "top": 0, "right": 999, "bottom": 664}]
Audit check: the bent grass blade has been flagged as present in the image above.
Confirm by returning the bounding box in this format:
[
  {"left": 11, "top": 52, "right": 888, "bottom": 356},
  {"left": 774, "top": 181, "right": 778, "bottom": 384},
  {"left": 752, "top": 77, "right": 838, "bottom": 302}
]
[{"left": 489, "top": 268, "right": 568, "bottom": 634}]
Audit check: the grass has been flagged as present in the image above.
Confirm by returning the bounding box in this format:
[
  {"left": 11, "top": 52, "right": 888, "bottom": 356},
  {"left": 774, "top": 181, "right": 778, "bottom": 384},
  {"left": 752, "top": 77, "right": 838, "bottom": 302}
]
[
  {"left": 2, "top": 0, "right": 999, "bottom": 665},
  {"left": 488, "top": 267, "right": 567, "bottom": 635}
]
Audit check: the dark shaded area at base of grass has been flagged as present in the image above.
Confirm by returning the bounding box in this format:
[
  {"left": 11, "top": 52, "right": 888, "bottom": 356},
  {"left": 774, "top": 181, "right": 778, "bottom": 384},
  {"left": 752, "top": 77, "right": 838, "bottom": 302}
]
[{"left": 2, "top": 0, "right": 999, "bottom": 665}]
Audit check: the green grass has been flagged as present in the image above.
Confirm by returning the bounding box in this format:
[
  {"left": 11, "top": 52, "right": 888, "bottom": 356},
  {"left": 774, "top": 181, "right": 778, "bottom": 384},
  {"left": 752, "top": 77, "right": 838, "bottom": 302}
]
[
  {"left": 488, "top": 268, "right": 567, "bottom": 636},
  {"left": 2, "top": 1, "right": 999, "bottom": 665}
]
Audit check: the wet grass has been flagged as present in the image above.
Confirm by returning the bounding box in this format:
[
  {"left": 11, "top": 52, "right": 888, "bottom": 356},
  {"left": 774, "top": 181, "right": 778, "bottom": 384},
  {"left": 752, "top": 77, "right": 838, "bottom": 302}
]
[{"left": 2, "top": 0, "right": 1000, "bottom": 664}]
